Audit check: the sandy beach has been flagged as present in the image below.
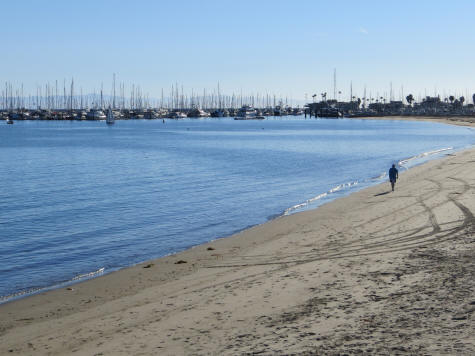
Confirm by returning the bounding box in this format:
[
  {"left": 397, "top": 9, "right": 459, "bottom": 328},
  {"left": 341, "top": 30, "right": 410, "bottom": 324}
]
[{"left": 2, "top": 116, "right": 475, "bottom": 355}]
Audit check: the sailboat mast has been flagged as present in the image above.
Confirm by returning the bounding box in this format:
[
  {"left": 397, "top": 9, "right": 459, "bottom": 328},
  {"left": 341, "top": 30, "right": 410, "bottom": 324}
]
[
  {"left": 70, "top": 78, "right": 74, "bottom": 111},
  {"left": 181, "top": 85, "right": 184, "bottom": 110},
  {"left": 63, "top": 79, "right": 66, "bottom": 110},
  {"left": 113, "top": 73, "right": 116, "bottom": 109},
  {"left": 55, "top": 80, "right": 58, "bottom": 109},
  {"left": 100, "top": 82, "right": 103, "bottom": 109}
]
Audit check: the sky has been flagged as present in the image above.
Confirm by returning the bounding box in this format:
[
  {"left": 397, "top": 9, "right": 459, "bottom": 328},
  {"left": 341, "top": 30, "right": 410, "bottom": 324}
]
[{"left": 3, "top": 0, "right": 475, "bottom": 103}]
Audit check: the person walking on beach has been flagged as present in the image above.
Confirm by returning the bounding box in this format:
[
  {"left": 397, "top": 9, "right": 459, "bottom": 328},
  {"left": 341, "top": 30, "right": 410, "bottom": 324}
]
[{"left": 389, "top": 164, "right": 399, "bottom": 192}]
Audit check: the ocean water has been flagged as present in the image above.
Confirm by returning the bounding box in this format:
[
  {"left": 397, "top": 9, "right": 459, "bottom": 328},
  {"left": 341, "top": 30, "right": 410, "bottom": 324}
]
[{"left": 0, "top": 117, "right": 474, "bottom": 302}]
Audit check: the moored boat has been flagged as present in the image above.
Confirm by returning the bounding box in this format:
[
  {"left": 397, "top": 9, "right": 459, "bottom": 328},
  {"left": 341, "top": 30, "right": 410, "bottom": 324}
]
[
  {"left": 187, "top": 107, "right": 210, "bottom": 118},
  {"left": 169, "top": 111, "right": 187, "bottom": 119},
  {"left": 143, "top": 110, "right": 157, "bottom": 119},
  {"left": 210, "top": 109, "right": 229, "bottom": 117},
  {"left": 86, "top": 109, "right": 106, "bottom": 120},
  {"left": 273, "top": 105, "right": 284, "bottom": 116},
  {"left": 234, "top": 105, "right": 264, "bottom": 120},
  {"left": 106, "top": 107, "right": 115, "bottom": 125}
]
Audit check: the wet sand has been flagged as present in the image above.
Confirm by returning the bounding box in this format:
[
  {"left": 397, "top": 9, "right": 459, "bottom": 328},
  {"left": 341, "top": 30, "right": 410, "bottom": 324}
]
[{"left": 2, "top": 116, "right": 475, "bottom": 355}]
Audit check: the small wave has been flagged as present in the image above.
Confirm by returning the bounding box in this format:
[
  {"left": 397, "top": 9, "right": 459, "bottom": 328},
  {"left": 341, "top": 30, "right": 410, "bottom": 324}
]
[
  {"left": 72, "top": 267, "right": 105, "bottom": 281},
  {"left": 284, "top": 181, "right": 359, "bottom": 216},
  {"left": 283, "top": 147, "right": 455, "bottom": 218},
  {"left": 398, "top": 147, "right": 453, "bottom": 167},
  {"left": 0, "top": 267, "right": 105, "bottom": 304},
  {"left": 372, "top": 171, "right": 387, "bottom": 180}
]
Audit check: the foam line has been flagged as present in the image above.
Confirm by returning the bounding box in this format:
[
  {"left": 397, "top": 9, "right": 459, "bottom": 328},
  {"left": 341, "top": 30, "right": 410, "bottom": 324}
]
[
  {"left": 283, "top": 147, "right": 455, "bottom": 217},
  {"left": 0, "top": 267, "right": 105, "bottom": 304},
  {"left": 284, "top": 181, "right": 359, "bottom": 216},
  {"left": 398, "top": 147, "right": 453, "bottom": 167}
]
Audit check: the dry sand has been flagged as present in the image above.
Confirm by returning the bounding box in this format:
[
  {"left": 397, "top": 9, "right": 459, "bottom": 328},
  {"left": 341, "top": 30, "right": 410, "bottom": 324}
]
[{"left": 2, "top": 116, "right": 475, "bottom": 355}]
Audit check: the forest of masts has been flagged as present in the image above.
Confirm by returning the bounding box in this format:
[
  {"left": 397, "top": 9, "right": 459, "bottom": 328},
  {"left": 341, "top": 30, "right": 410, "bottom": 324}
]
[
  {"left": 4, "top": 78, "right": 475, "bottom": 112},
  {"left": 1, "top": 79, "right": 296, "bottom": 111}
]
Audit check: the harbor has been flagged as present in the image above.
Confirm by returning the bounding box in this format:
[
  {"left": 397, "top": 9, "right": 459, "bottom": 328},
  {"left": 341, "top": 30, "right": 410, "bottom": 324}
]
[
  {"left": 2, "top": 81, "right": 475, "bottom": 122},
  {"left": 3, "top": 97, "right": 475, "bottom": 122},
  {"left": 1, "top": 82, "right": 305, "bottom": 121}
]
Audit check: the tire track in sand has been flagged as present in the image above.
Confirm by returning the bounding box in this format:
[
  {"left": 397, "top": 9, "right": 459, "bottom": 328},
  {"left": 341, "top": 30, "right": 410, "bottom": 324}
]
[{"left": 207, "top": 175, "right": 474, "bottom": 268}]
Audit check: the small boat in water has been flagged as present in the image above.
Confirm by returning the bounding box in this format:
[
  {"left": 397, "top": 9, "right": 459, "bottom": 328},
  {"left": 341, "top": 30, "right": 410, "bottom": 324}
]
[
  {"left": 106, "top": 107, "right": 115, "bottom": 125},
  {"left": 169, "top": 111, "right": 187, "bottom": 119},
  {"left": 77, "top": 110, "right": 87, "bottom": 120},
  {"left": 6, "top": 118, "right": 14, "bottom": 124},
  {"left": 143, "top": 109, "right": 158, "bottom": 119},
  {"left": 234, "top": 105, "right": 264, "bottom": 120},
  {"left": 210, "top": 109, "right": 229, "bottom": 117},
  {"left": 273, "top": 105, "right": 284, "bottom": 116},
  {"left": 86, "top": 109, "right": 106, "bottom": 120},
  {"left": 187, "top": 107, "right": 211, "bottom": 118},
  {"left": 291, "top": 108, "right": 304, "bottom": 116}
]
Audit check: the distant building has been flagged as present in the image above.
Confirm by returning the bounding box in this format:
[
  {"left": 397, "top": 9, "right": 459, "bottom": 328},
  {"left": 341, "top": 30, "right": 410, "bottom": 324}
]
[
  {"left": 387, "top": 101, "right": 403, "bottom": 111},
  {"left": 415, "top": 96, "right": 449, "bottom": 114}
]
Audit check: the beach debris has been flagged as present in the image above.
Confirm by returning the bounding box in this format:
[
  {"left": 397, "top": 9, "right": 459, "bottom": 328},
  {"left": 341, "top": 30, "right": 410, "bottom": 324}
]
[
  {"left": 143, "top": 263, "right": 154, "bottom": 268},
  {"left": 207, "top": 247, "right": 215, "bottom": 251},
  {"left": 66, "top": 287, "right": 74, "bottom": 291},
  {"left": 175, "top": 260, "right": 187, "bottom": 264}
]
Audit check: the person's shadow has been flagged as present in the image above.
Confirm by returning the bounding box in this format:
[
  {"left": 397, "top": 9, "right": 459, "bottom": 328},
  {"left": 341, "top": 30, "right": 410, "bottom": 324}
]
[{"left": 374, "top": 191, "right": 391, "bottom": 196}]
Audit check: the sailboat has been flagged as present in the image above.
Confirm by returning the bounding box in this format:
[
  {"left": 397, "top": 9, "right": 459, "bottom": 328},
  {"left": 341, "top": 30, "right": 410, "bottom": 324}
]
[{"left": 106, "top": 107, "right": 115, "bottom": 125}]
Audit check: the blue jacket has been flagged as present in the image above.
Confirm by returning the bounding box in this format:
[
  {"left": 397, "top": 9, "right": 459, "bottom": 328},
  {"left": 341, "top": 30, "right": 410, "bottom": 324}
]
[{"left": 389, "top": 167, "right": 398, "bottom": 181}]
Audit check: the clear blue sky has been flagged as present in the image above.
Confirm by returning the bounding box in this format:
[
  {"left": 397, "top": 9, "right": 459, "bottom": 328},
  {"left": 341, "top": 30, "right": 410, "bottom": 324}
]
[{"left": 3, "top": 0, "right": 475, "bottom": 102}]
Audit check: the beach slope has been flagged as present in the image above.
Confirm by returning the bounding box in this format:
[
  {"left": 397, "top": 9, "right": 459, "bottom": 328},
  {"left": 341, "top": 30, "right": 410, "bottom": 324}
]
[{"left": 2, "top": 143, "right": 475, "bottom": 354}]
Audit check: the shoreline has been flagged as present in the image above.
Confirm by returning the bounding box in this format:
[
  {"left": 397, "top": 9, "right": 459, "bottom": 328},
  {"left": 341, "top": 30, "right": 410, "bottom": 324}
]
[
  {"left": 354, "top": 114, "right": 475, "bottom": 127},
  {"left": 1, "top": 115, "right": 465, "bottom": 305},
  {"left": 2, "top": 116, "right": 475, "bottom": 354}
]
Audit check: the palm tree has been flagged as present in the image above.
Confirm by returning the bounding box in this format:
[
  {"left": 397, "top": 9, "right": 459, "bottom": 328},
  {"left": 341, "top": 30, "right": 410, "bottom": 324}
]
[
  {"left": 449, "top": 95, "right": 455, "bottom": 104},
  {"left": 406, "top": 94, "right": 414, "bottom": 106},
  {"left": 472, "top": 93, "right": 475, "bottom": 106},
  {"left": 460, "top": 96, "right": 465, "bottom": 106}
]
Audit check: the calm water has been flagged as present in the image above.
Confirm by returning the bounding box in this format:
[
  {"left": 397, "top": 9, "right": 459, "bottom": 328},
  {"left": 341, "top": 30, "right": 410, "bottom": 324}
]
[{"left": 1, "top": 117, "right": 474, "bottom": 301}]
